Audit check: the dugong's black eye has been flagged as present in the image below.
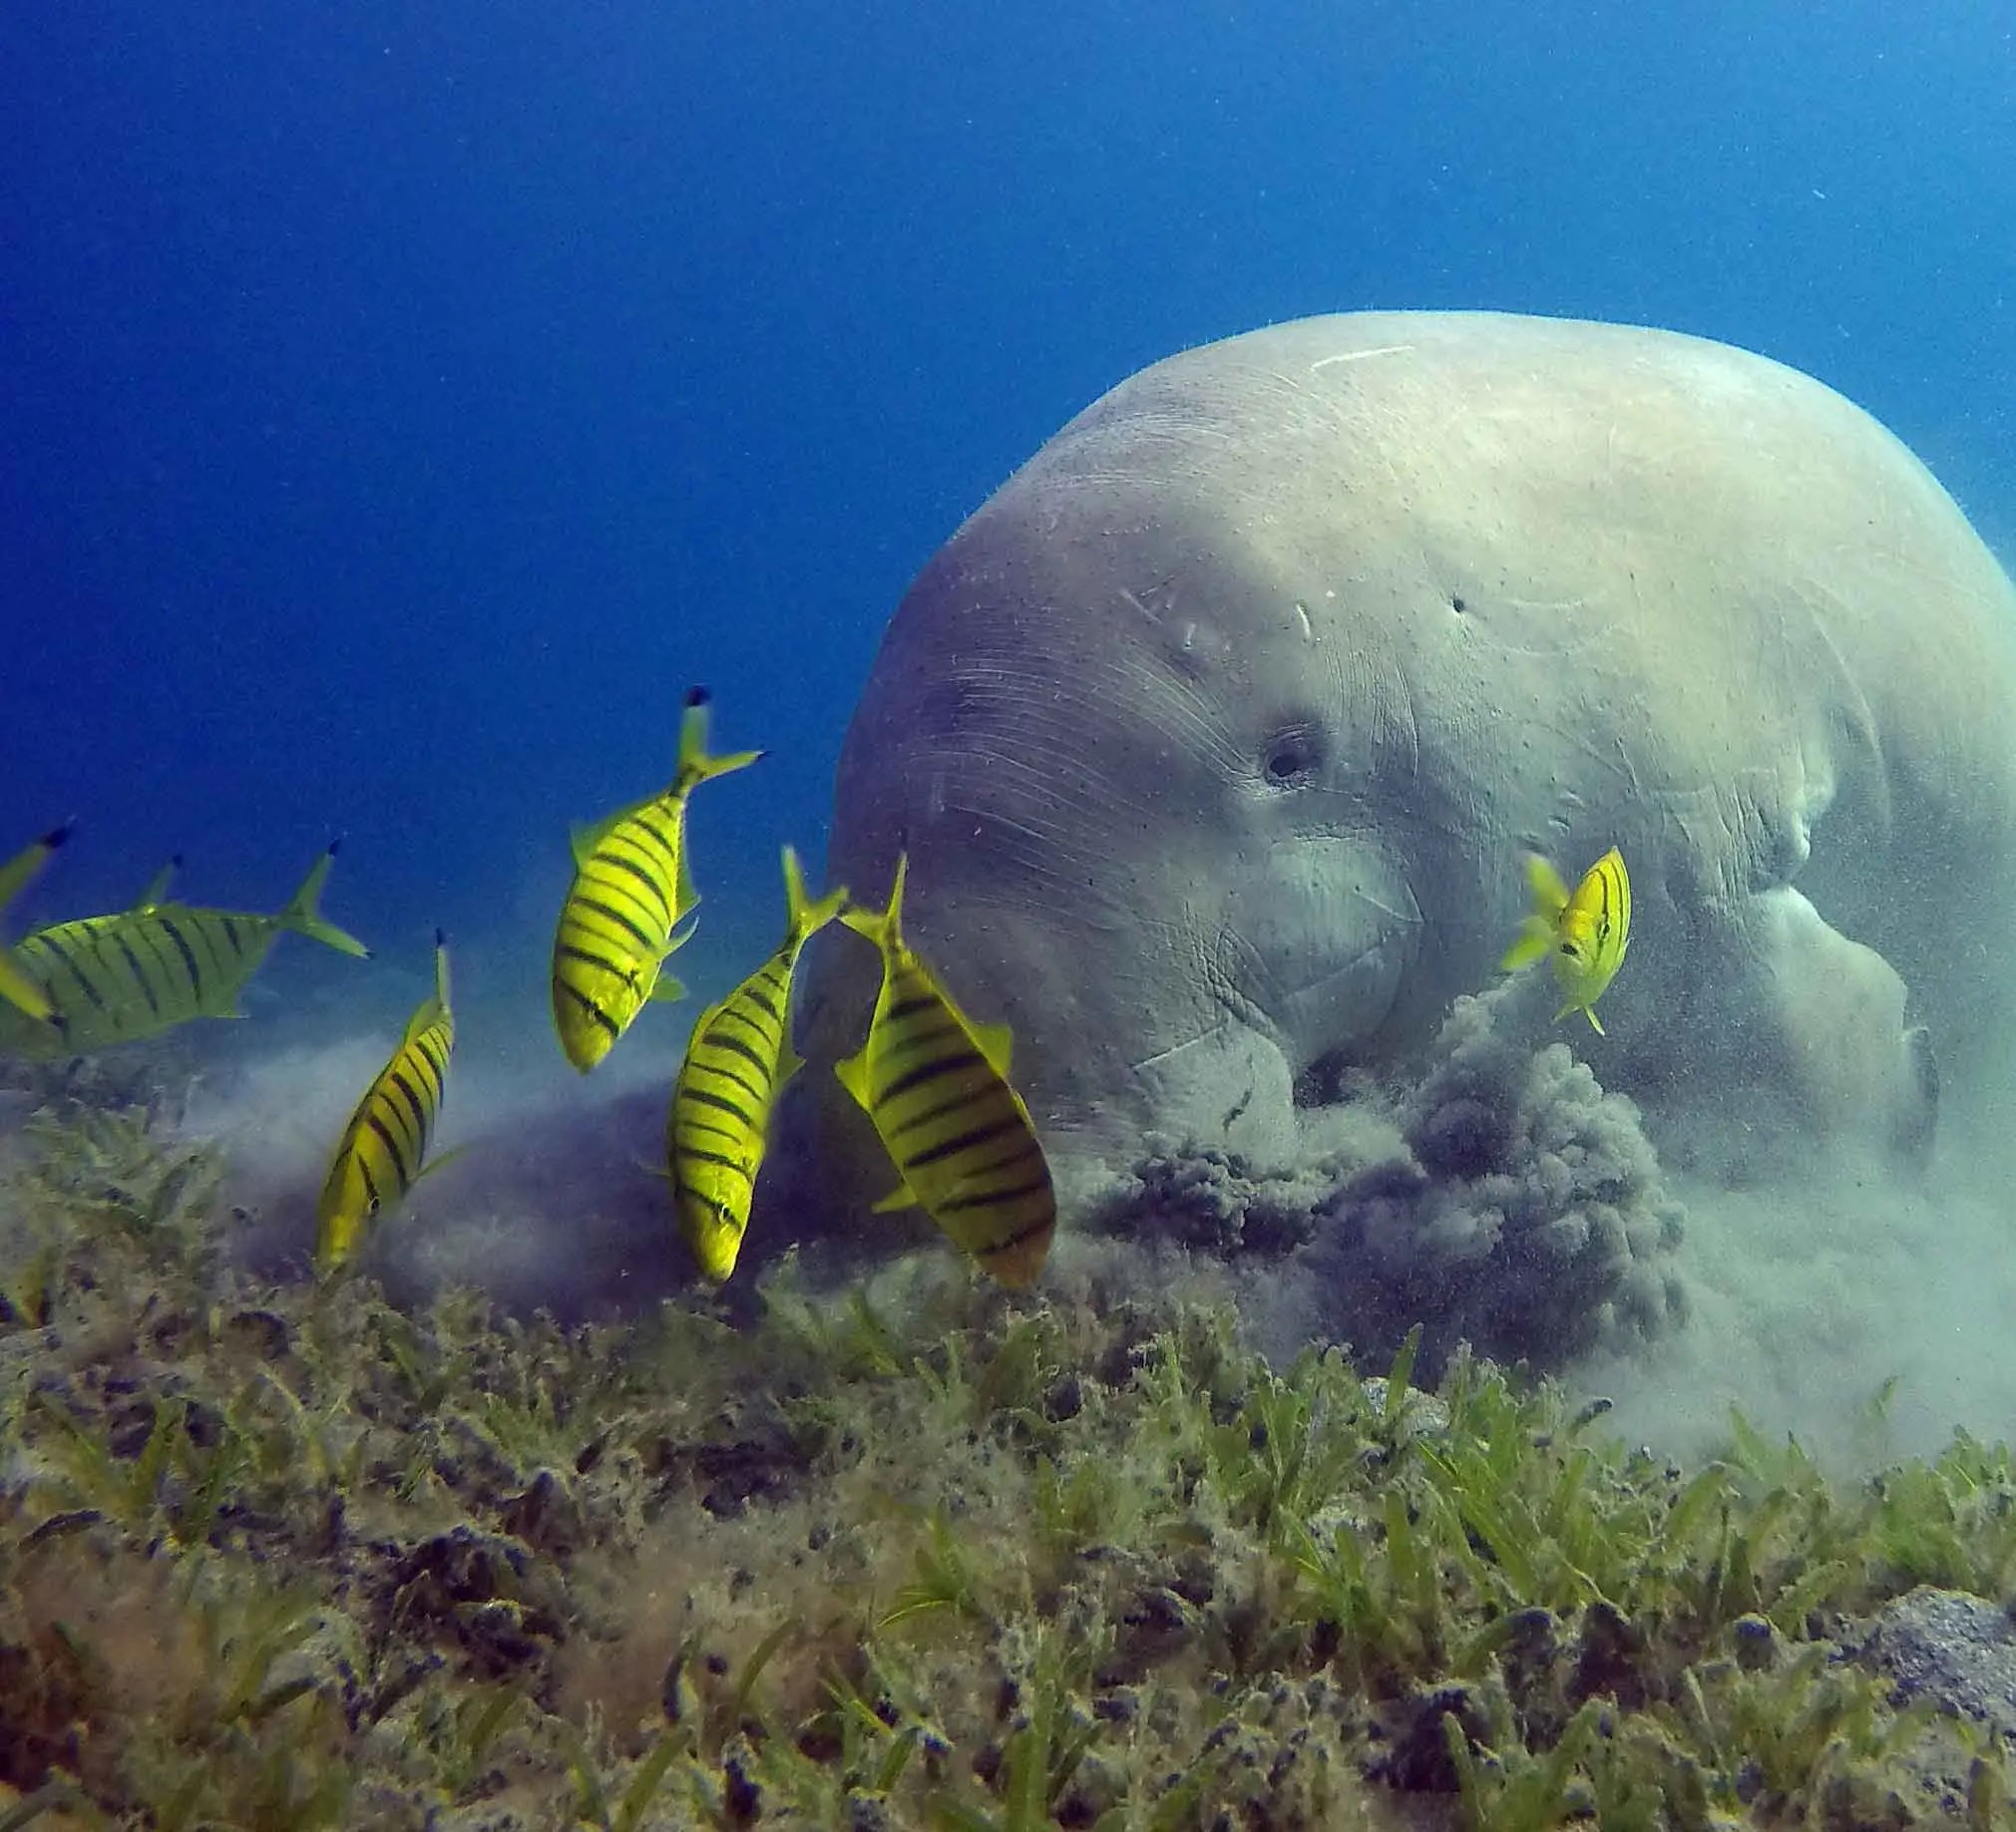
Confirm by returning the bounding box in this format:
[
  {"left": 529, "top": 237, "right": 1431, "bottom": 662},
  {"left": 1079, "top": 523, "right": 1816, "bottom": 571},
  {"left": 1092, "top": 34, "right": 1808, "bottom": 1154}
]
[{"left": 1261, "top": 725, "right": 1325, "bottom": 788}]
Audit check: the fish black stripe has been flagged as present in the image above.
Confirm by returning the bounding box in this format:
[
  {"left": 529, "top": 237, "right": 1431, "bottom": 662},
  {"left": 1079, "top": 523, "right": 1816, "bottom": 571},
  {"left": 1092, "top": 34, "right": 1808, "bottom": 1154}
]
[
  {"left": 388, "top": 1068, "right": 433, "bottom": 1147},
  {"left": 701, "top": 1029, "right": 772, "bottom": 1077},
  {"left": 676, "top": 1115, "right": 745, "bottom": 1147},
  {"left": 156, "top": 916, "right": 206, "bottom": 999},
  {"left": 981, "top": 1212, "right": 1056, "bottom": 1260},
  {"left": 414, "top": 1029, "right": 452, "bottom": 1082},
  {"left": 182, "top": 913, "right": 230, "bottom": 986},
  {"left": 940, "top": 1176, "right": 1050, "bottom": 1215},
  {"left": 625, "top": 801, "right": 684, "bottom": 851},
  {"left": 134, "top": 923, "right": 196, "bottom": 1005},
  {"left": 39, "top": 933, "right": 108, "bottom": 1009},
  {"left": 714, "top": 1001, "right": 781, "bottom": 1047},
  {"left": 573, "top": 895, "right": 656, "bottom": 953},
  {"left": 556, "top": 941, "right": 632, "bottom": 982},
  {"left": 905, "top": 1115, "right": 1025, "bottom": 1170},
  {"left": 741, "top": 979, "right": 782, "bottom": 1023},
  {"left": 405, "top": 1042, "right": 446, "bottom": 1104},
  {"left": 675, "top": 1146, "right": 753, "bottom": 1181},
  {"left": 220, "top": 916, "right": 246, "bottom": 957},
  {"left": 557, "top": 980, "right": 621, "bottom": 1038},
  {"left": 114, "top": 935, "right": 160, "bottom": 1013},
  {"left": 875, "top": 1050, "right": 982, "bottom": 1109},
  {"left": 887, "top": 1085, "right": 995, "bottom": 1141},
  {"left": 686, "top": 1086, "right": 758, "bottom": 1125},
  {"left": 357, "top": 1156, "right": 383, "bottom": 1214},
  {"left": 693, "top": 1055, "right": 767, "bottom": 1104},
  {"left": 886, "top": 992, "right": 944, "bottom": 1025},
  {"left": 882, "top": 1010, "right": 961, "bottom": 1052},
  {"left": 364, "top": 1111, "right": 417, "bottom": 1190},
  {"left": 594, "top": 847, "right": 673, "bottom": 916}
]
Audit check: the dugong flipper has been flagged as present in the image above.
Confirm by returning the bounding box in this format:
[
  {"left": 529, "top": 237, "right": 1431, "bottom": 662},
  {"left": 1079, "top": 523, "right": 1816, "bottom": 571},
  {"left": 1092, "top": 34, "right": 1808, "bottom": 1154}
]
[{"left": 774, "top": 312, "right": 2016, "bottom": 1229}]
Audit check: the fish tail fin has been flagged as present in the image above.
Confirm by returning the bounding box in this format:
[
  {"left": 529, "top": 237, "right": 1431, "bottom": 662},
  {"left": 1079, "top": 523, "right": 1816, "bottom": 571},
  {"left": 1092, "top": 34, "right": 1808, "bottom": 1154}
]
[
  {"left": 282, "top": 842, "right": 372, "bottom": 959},
  {"left": 0, "top": 821, "right": 70, "bottom": 1022},
  {"left": 0, "top": 820, "right": 72, "bottom": 920},
  {"left": 675, "top": 685, "right": 765, "bottom": 788},
  {"left": 781, "top": 845, "right": 848, "bottom": 944},
  {"left": 839, "top": 854, "right": 908, "bottom": 951}
]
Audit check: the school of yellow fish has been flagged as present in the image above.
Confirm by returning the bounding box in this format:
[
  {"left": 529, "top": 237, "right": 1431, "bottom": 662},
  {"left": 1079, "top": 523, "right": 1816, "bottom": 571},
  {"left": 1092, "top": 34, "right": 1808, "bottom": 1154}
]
[{"left": 0, "top": 688, "right": 1632, "bottom": 1291}]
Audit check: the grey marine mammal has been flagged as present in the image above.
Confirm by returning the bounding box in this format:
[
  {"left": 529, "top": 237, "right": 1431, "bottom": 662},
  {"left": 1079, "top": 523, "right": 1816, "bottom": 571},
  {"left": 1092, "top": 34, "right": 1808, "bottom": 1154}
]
[{"left": 774, "top": 310, "right": 2016, "bottom": 1226}]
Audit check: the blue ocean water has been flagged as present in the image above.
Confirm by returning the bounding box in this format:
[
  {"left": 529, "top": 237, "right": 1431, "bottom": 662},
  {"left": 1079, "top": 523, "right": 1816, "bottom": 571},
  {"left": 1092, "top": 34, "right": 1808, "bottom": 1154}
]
[{"left": 2, "top": 0, "right": 2011, "bottom": 1039}]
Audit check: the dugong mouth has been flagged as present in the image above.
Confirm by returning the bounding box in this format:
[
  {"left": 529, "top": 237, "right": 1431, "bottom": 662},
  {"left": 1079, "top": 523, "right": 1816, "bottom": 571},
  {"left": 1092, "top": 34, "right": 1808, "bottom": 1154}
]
[{"left": 1129, "top": 920, "right": 1416, "bottom": 1086}]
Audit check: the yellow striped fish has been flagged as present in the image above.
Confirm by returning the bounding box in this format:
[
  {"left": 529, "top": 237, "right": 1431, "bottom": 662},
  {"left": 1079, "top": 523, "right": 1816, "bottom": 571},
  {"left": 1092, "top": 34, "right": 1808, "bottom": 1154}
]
[
  {"left": 0, "top": 821, "right": 73, "bottom": 1023},
  {"left": 1499, "top": 845, "right": 1632, "bottom": 1033},
  {"left": 668, "top": 847, "right": 848, "bottom": 1282},
  {"left": 835, "top": 856, "right": 1056, "bottom": 1289},
  {"left": 0, "top": 843, "right": 371, "bottom": 1059},
  {"left": 316, "top": 931, "right": 455, "bottom": 1274},
  {"left": 552, "top": 686, "right": 762, "bottom": 1073}
]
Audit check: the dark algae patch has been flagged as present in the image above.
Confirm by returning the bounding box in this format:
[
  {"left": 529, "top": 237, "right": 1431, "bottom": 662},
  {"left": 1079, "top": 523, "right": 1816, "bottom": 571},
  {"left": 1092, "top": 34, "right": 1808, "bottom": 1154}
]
[{"left": 0, "top": 1101, "right": 2013, "bottom": 1827}]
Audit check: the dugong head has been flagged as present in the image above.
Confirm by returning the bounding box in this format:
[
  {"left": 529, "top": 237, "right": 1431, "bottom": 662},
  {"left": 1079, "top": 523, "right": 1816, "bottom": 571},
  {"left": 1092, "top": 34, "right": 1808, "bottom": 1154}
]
[{"left": 780, "top": 343, "right": 1489, "bottom": 1216}]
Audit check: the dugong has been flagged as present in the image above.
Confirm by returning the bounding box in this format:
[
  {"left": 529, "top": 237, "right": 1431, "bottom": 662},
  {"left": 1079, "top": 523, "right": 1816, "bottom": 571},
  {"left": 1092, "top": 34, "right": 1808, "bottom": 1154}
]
[{"left": 777, "top": 311, "right": 2016, "bottom": 1226}]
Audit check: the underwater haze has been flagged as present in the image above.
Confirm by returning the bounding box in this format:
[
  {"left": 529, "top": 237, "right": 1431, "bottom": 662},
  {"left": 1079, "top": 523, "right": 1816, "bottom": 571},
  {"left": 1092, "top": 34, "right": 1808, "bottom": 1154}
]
[{"left": 4, "top": 2, "right": 2016, "bottom": 1463}]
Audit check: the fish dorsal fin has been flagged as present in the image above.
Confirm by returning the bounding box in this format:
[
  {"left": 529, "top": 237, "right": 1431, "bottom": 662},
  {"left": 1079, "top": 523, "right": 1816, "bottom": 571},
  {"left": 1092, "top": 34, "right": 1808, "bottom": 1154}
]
[
  {"left": 134, "top": 857, "right": 181, "bottom": 912},
  {"left": 970, "top": 1018, "right": 1013, "bottom": 1078}
]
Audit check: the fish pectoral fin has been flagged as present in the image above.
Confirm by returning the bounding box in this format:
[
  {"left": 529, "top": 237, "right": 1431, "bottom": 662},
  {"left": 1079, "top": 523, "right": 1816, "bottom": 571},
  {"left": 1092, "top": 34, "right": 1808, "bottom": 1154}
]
[
  {"left": 871, "top": 1179, "right": 921, "bottom": 1215},
  {"left": 1524, "top": 852, "right": 1572, "bottom": 916},
  {"left": 1581, "top": 1006, "right": 1606, "bottom": 1036},
  {"left": 648, "top": 973, "right": 687, "bottom": 1004},
  {"left": 1500, "top": 916, "right": 1554, "bottom": 973},
  {"left": 664, "top": 913, "right": 700, "bottom": 955},
  {"left": 970, "top": 1019, "right": 1014, "bottom": 1077},
  {"left": 410, "top": 1143, "right": 474, "bottom": 1188}
]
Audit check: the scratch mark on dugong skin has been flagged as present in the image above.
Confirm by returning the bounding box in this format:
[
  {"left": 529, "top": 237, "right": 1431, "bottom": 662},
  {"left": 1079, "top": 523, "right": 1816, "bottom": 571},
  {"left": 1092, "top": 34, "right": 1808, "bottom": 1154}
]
[{"left": 1308, "top": 344, "right": 1416, "bottom": 370}]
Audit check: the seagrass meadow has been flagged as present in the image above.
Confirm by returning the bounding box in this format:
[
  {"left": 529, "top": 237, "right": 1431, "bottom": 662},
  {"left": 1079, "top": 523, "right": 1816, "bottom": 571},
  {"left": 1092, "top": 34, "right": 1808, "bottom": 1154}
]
[{"left": 1, "top": 1085, "right": 2014, "bottom": 1830}]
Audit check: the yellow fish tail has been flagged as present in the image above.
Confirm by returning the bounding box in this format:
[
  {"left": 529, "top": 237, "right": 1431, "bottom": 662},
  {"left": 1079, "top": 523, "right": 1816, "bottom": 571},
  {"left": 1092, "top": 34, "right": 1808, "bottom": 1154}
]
[
  {"left": 780, "top": 845, "right": 848, "bottom": 950},
  {"left": 0, "top": 821, "right": 70, "bottom": 1023},
  {"left": 281, "top": 843, "right": 372, "bottom": 959},
  {"left": 673, "top": 685, "right": 765, "bottom": 793}
]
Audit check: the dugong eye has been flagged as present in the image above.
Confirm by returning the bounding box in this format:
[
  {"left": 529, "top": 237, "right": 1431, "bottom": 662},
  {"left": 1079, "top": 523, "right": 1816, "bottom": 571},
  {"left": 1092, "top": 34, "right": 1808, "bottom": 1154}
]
[{"left": 1261, "top": 725, "right": 1325, "bottom": 788}]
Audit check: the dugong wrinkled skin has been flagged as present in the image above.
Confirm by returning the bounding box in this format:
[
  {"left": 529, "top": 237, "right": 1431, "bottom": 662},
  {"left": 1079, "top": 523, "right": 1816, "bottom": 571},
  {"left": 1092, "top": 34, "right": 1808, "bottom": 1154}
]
[{"left": 775, "top": 311, "right": 2016, "bottom": 1225}]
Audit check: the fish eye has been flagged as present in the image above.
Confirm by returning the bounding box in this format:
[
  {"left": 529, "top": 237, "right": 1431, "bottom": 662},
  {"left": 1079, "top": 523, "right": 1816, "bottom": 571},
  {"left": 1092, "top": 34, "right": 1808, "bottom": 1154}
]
[
  {"left": 1559, "top": 940, "right": 1581, "bottom": 958},
  {"left": 1261, "top": 724, "right": 1325, "bottom": 788}
]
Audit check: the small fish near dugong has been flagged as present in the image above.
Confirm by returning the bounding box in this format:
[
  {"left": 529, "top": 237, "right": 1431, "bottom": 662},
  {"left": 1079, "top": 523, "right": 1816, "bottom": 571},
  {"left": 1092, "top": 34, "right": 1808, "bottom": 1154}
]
[{"left": 773, "top": 311, "right": 2016, "bottom": 1231}]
